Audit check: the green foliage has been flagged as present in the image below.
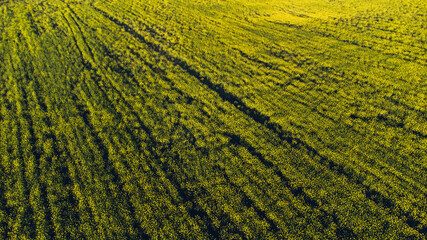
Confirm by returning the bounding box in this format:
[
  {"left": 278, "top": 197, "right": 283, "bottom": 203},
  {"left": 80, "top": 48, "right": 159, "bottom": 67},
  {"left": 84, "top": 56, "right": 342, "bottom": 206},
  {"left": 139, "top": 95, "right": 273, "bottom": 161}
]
[{"left": 0, "top": 0, "right": 426, "bottom": 239}]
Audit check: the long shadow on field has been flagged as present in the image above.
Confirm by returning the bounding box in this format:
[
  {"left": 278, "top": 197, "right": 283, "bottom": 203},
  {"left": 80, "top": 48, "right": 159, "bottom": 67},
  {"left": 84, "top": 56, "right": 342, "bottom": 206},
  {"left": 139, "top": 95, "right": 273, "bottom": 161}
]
[{"left": 91, "top": 4, "right": 426, "bottom": 237}]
